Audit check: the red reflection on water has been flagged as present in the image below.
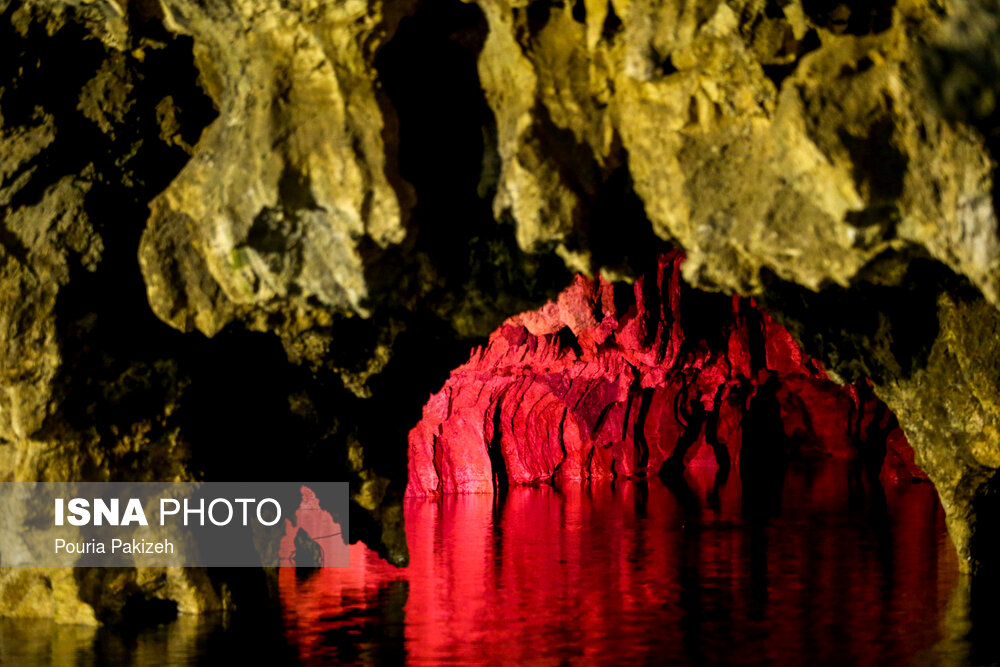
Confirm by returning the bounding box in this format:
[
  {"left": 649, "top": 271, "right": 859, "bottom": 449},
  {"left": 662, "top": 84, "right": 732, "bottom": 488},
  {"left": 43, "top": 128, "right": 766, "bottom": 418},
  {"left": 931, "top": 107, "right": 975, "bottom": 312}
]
[{"left": 279, "top": 468, "right": 959, "bottom": 664}]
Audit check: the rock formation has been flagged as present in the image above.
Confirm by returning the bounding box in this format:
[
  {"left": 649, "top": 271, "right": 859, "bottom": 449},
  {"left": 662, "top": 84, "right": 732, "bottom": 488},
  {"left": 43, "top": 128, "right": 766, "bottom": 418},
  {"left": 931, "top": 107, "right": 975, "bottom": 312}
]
[
  {"left": 408, "top": 251, "right": 921, "bottom": 495},
  {"left": 2, "top": 0, "right": 1000, "bottom": 621}
]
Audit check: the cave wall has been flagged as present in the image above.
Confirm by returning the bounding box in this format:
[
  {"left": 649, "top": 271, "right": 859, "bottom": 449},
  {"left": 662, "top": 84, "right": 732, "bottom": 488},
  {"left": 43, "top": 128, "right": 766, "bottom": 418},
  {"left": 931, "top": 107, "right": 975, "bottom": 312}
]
[{"left": 3, "top": 0, "right": 1000, "bottom": 620}]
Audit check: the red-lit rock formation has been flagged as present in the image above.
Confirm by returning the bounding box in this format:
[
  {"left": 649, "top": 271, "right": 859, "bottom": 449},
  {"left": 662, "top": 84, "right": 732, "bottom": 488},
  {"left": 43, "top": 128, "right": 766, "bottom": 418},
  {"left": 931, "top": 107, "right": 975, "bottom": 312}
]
[
  {"left": 278, "top": 486, "right": 348, "bottom": 567},
  {"left": 408, "top": 253, "right": 922, "bottom": 495}
]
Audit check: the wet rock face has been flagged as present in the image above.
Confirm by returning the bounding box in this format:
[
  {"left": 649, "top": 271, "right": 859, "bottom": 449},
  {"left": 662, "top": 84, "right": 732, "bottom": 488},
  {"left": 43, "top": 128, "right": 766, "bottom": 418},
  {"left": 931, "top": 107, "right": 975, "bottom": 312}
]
[
  {"left": 408, "top": 252, "right": 921, "bottom": 495},
  {"left": 3, "top": 0, "right": 1000, "bottom": 620}
]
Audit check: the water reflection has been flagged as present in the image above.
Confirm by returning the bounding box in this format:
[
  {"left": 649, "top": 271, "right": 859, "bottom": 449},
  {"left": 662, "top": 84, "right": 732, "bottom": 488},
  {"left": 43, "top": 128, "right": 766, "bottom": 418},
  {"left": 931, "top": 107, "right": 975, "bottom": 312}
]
[
  {"left": 0, "top": 594, "right": 298, "bottom": 665},
  {"left": 282, "top": 463, "right": 968, "bottom": 664},
  {"left": 1, "top": 464, "right": 989, "bottom": 664},
  {"left": 1, "top": 614, "right": 229, "bottom": 665}
]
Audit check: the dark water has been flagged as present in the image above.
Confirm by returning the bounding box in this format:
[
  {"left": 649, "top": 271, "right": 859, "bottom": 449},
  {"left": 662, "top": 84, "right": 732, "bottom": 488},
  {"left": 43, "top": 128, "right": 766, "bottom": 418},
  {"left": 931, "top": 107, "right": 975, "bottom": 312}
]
[{"left": 0, "top": 462, "right": 985, "bottom": 665}]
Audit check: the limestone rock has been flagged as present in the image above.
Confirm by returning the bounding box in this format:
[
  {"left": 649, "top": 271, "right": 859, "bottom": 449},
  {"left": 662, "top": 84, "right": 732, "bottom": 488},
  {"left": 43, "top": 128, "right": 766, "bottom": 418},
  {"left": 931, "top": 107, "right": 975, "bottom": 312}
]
[
  {"left": 408, "top": 252, "right": 920, "bottom": 495},
  {"left": 467, "top": 0, "right": 1000, "bottom": 576},
  {"left": 0, "top": 0, "right": 233, "bottom": 622},
  {"left": 138, "top": 0, "right": 418, "bottom": 336},
  {"left": 5, "top": 0, "right": 1000, "bottom": 622}
]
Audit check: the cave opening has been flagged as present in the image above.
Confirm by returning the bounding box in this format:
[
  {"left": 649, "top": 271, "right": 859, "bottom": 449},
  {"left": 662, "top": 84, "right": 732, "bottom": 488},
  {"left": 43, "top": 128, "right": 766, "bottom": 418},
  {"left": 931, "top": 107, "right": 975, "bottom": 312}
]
[{"left": 800, "top": 0, "right": 896, "bottom": 36}]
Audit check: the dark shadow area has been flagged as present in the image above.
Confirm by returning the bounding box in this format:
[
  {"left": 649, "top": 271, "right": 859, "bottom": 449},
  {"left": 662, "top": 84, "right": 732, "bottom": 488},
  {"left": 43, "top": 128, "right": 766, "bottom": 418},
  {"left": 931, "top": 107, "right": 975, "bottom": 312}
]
[
  {"left": 308, "top": 579, "right": 409, "bottom": 665},
  {"left": 535, "top": 114, "right": 672, "bottom": 279},
  {"left": 678, "top": 283, "right": 734, "bottom": 358},
  {"left": 757, "top": 252, "right": 961, "bottom": 384},
  {"left": 359, "top": 0, "right": 574, "bottom": 497},
  {"left": 968, "top": 471, "right": 1000, "bottom": 664},
  {"left": 739, "top": 374, "right": 790, "bottom": 523},
  {"left": 292, "top": 530, "right": 323, "bottom": 571},
  {"left": 801, "top": 0, "right": 895, "bottom": 35},
  {"left": 761, "top": 29, "right": 821, "bottom": 90},
  {"left": 489, "top": 399, "right": 510, "bottom": 495},
  {"left": 117, "top": 595, "right": 178, "bottom": 628}
]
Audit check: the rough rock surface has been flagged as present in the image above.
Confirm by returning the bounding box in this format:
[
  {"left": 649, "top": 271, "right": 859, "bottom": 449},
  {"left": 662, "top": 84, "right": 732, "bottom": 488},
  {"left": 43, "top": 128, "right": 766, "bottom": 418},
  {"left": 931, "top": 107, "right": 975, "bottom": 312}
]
[
  {"left": 0, "top": 0, "right": 225, "bottom": 622},
  {"left": 0, "top": 0, "right": 564, "bottom": 621},
  {"left": 3, "top": 0, "right": 1000, "bottom": 621},
  {"left": 464, "top": 0, "right": 1000, "bottom": 578},
  {"left": 408, "top": 252, "right": 921, "bottom": 494}
]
